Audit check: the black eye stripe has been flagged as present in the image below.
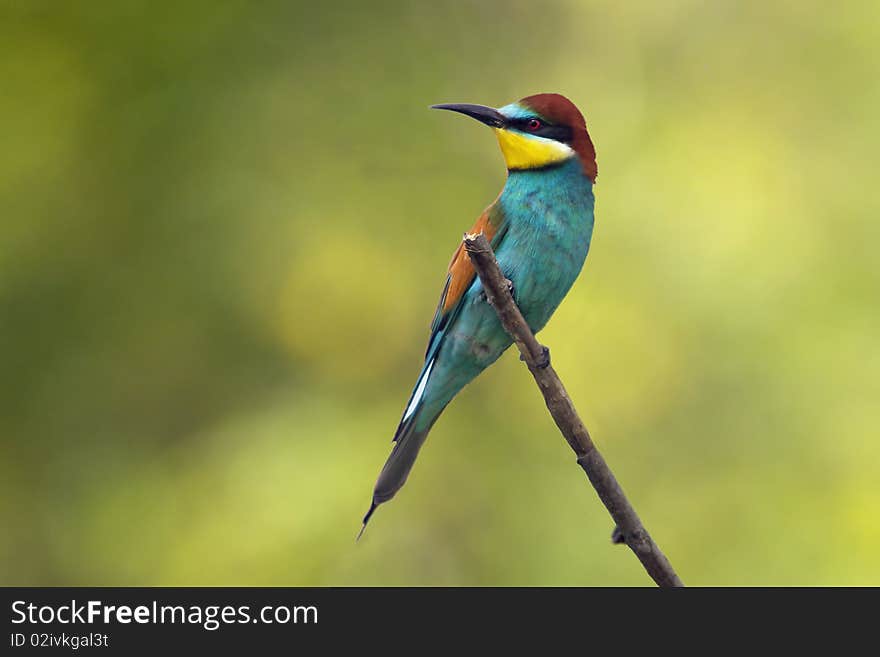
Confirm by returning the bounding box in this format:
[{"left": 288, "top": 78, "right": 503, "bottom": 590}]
[{"left": 509, "top": 118, "right": 573, "bottom": 143}]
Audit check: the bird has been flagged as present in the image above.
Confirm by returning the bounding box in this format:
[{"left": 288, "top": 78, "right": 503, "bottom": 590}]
[{"left": 359, "top": 93, "right": 597, "bottom": 538}]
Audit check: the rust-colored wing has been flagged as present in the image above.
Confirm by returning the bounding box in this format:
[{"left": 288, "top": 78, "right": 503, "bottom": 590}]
[{"left": 425, "top": 204, "right": 507, "bottom": 357}]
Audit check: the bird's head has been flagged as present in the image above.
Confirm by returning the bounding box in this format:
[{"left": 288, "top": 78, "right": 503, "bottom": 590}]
[{"left": 432, "top": 93, "right": 597, "bottom": 182}]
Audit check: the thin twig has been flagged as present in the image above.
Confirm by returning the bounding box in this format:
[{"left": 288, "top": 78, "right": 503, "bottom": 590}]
[{"left": 464, "top": 232, "right": 683, "bottom": 587}]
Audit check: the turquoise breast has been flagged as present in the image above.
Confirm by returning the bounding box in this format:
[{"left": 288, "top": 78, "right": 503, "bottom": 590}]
[{"left": 496, "top": 157, "right": 595, "bottom": 332}]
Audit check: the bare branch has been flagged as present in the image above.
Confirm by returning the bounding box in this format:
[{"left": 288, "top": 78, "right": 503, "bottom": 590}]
[{"left": 464, "top": 232, "right": 683, "bottom": 588}]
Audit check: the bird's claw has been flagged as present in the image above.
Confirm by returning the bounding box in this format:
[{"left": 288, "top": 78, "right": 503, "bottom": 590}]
[
  {"left": 504, "top": 278, "right": 515, "bottom": 297},
  {"left": 520, "top": 346, "right": 550, "bottom": 369},
  {"left": 536, "top": 346, "right": 551, "bottom": 369},
  {"left": 479, "top": 279, "right": 515, "bottom": 307}
]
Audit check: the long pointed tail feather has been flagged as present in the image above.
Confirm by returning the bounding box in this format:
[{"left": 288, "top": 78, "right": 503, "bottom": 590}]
[
  {"left": 356, "top": 502, "right": 377, "bottom": 542},
  {"left": 359, "top": 317, "right": 467, "bottom": 539},
  {"left": 357, "top": 418, "right": 434, "bottom": 539},
  {"left": 358, "top": 352, "right": 445, "bottom": 540}
]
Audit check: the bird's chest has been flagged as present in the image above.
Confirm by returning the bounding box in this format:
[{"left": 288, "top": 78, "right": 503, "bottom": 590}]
[{"left": 496, "top": 171, "right": 594, "bottom": 331}]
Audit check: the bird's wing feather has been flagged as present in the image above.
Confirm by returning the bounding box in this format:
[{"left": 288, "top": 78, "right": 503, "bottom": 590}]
[
  {"left": 390, "top": 203, "right": 507, "bottom": 445},
  {"left": 425, "top": 204, "right": 507, "bottom": 358},
  {"left": 365, "top": 203, "right": 509, "bottom": 527},
  {"left": 393, "top": 203, "right": 506, "bottom": 438}
]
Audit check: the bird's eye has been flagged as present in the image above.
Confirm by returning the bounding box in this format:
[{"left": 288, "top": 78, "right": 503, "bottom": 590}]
[{"left": 527, "top": 119, "right": 542, "bottom": 131}]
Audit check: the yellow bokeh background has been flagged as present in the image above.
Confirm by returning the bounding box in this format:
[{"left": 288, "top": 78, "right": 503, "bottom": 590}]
[{"left": 2, "top": 1, "right": 878, "bottom": 585}]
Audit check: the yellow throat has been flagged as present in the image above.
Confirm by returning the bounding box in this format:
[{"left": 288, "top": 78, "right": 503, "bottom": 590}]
[{"left": 494, "top": 128, "right": 574, "bottom": 170}]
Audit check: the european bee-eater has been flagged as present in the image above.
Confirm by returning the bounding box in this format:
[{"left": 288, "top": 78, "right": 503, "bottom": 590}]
[{"left": 361, "top": 93, "right": 597, "bottom": 535}]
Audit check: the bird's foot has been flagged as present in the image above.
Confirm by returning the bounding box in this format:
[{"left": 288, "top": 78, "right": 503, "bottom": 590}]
[
  {"left": 479, "top": 279, "right": 514, "bottom": 307},
  {"left": 536, "top": 346, "right": 551, "bottom": 369},
  {"left": 520, "top": 345, "right": 550, "bottom": 369},
  {"left": 611, "top": 525, "right": 626, "bottom": 545},
  {"left": 504, "top": 278, "right": 515, "bottom": 298}
]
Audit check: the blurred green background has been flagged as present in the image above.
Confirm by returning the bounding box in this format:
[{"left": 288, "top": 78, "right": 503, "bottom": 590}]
[{"left": 2, "top": 0, "right": 878, "bottom": 586}]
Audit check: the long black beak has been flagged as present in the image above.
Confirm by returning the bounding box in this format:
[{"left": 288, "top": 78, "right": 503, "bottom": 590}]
[{"left": 430, "top": 103, "right": 507, "bottom": 128}]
